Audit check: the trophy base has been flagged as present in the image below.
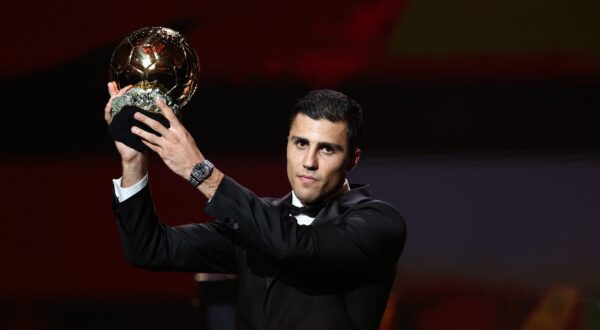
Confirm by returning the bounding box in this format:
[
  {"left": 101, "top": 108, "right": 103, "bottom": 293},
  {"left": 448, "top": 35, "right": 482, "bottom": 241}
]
[{"left": 108, "top": 106, "right": 171, "bottom": 152}]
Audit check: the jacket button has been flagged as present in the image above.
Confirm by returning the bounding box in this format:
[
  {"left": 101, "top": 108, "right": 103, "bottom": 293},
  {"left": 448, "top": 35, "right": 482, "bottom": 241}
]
[{"left": 232, "top": 223, "right": 240, "bottom": 231}]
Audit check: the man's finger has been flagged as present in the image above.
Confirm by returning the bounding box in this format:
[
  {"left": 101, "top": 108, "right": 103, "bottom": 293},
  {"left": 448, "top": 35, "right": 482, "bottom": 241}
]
[
  {"left": 108, "top": 82, "right": 118, "bottom": 97},
  {"left": 104, "top": 95, "right": 117, "bottom": 123},
  {"left": 104, "top": 102, "right": 112, "bottom": 123},
  {"left": 141, "top": 139, "right": 161, "bottom": 154},
  {"left": 156, "top": 99, "right": 179, "bottom": 124},
  {"left": 117, "top": 84, "right": 131, "bottom": 96},
  {"left": 105, "top": 83, "right": 133, "bottom": 125},
  {"left": 131, "top": 125, "right": 162, "bottom": 146},
  {"left": 133, "top": 111, "right": 169, "bottom": 136}
]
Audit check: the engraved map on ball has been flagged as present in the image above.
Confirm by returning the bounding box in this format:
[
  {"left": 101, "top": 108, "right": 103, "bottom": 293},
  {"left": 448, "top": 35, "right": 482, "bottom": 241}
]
[{"left": 109, "top": 26, "right": 199, "bottom": 116}]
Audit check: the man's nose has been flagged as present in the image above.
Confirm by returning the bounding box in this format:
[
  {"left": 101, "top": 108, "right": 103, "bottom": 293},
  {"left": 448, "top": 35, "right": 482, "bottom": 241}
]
[{"left": 302, "top": 150, "right": 318, "bottom": 170}]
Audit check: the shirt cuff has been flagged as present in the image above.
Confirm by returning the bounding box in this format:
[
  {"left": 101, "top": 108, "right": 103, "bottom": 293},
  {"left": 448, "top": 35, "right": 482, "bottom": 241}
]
[{"left": 113, "top": 174, "right": 149, "bottom": 203}]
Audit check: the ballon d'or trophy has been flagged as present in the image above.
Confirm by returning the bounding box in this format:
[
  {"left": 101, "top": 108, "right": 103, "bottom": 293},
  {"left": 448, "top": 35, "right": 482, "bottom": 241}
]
[{"left": 108, "top": 26, "right": 200, "bottom": 151}]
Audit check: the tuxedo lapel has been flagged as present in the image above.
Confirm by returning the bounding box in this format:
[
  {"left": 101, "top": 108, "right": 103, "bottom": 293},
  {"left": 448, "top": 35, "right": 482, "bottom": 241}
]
[
  {"left": 312, "top": 183, "right": 372, "bottom": 226},
  {"left": 261, "top": 185, "right": 372, "bottom": 295}
]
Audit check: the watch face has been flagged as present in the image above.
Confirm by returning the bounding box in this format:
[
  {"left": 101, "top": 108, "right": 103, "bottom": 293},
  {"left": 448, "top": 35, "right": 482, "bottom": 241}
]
[
  {"left": 197, "top": 167, "right": 208, "bottom": 177},
  {"left": 193, "top": 160, "right": 213, "bottom": 181}
]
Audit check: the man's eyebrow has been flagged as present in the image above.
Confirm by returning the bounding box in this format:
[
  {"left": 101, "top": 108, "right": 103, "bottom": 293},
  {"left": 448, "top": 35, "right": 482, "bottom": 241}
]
[{"left": 289, "top": 136, "right": 306, "bottom": 141}]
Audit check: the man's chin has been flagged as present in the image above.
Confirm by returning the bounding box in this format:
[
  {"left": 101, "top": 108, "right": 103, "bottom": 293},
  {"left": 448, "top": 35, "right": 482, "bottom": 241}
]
[{"left": 293, "top": 189, "right": 319, "bottom": 204}]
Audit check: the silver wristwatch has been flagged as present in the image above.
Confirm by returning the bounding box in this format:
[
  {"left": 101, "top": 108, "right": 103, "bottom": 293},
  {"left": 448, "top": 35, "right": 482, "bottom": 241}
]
[{"left": 189, "top": 160, "right": 214, "bottom": 187}]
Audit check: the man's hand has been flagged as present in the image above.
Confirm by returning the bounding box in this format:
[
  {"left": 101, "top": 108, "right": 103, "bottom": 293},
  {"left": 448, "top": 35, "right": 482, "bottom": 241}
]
[
  {"left": 105, "top": 82, "right": 141, "bottom": 161},
  {"left": 131, "top": 99, "right": 204, "bottom": 181},
  {"left": 105, "top": 81, "right": 146, "bottom": 187}
]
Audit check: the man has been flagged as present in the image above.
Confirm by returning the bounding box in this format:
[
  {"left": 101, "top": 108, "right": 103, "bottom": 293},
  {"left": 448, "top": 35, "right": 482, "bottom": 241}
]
[{"left": 105, "top": 82, "right": 406, "bottom": 330}]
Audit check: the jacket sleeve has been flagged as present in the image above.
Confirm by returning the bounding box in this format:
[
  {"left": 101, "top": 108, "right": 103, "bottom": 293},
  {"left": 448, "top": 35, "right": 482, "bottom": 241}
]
[
  {"left": 113, "top": 184, "right": 238, "bottom": 274},
  {"left": 205, "top": 176, "right": 406, "bottom": 274}
]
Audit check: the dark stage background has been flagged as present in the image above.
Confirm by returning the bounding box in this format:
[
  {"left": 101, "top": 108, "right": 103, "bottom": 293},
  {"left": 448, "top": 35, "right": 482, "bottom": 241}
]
[{"left": 2, "top": 0, "right": 600, "bottom": 329}]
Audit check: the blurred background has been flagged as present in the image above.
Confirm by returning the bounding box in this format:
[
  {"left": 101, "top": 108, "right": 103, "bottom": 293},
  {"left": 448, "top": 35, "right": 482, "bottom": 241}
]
[{"left": 2, "top": 0, "right": 600, "bottom": 329}]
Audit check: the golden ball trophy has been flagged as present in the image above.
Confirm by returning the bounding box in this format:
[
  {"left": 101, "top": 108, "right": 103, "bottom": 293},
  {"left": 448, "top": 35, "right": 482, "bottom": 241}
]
[{"left": 108, "top": 26, "right": 200, "bottom": 151}]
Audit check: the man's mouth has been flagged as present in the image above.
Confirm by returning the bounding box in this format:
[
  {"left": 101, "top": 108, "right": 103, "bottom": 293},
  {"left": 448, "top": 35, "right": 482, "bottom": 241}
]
[{"left": 298, "top": 174, "right": 317, "bottom": 183}]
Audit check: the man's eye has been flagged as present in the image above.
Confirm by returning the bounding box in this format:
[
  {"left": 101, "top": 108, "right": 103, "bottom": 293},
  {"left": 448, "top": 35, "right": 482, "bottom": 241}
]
[
  {"left": 296, "top": 141, "right": 308, "bottom": 148},
  {"left": 321, "top": 146, "right": 334, "bottom": 154}
]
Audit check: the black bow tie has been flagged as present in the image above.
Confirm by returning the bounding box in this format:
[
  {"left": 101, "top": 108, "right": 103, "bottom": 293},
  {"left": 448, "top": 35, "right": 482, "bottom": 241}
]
[{"left": 286, "top": 203, "right": 324, "bottom": 218}]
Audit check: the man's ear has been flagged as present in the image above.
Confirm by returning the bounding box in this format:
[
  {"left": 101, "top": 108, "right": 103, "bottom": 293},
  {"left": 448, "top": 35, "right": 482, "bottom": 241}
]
[{"left": 346, "top": 148, "right": 361, "bottom": 172}]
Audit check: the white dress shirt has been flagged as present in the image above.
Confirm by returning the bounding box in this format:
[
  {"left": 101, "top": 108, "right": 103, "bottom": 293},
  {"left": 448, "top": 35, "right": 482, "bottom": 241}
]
[{"left": 112, "top": 174, "right": 148, "bottom": 203}]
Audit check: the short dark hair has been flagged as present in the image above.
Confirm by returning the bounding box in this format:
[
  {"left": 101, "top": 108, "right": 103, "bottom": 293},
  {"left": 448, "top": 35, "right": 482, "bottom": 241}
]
[{"left": 290, "top": 89, "right": 363, "bottom": 152}]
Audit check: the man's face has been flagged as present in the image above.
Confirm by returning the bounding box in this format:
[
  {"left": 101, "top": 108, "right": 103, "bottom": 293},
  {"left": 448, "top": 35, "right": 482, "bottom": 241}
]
[{"left": 286, "top": 113, "right": 360, "bottom": 205}]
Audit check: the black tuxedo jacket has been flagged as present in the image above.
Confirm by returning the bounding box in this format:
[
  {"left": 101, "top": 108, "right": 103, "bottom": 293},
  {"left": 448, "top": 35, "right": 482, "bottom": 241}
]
[{"left": 113, "top": 176, "right": 406, "bottom": 330}]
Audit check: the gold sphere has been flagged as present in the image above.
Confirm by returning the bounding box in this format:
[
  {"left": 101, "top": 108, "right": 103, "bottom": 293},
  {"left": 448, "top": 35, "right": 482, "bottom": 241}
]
[{"left": 109, "top": 26, "right": 200, "bottom": 112}]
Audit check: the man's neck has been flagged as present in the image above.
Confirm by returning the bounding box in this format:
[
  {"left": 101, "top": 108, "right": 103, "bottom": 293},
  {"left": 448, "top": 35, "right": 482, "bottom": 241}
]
[{"left": 292, "top": 179, "right": 350, "bottom": 207}]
